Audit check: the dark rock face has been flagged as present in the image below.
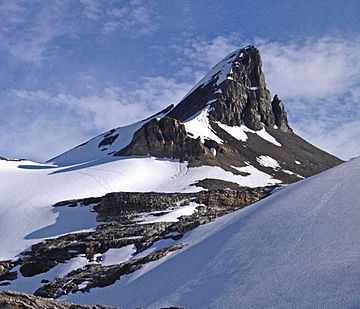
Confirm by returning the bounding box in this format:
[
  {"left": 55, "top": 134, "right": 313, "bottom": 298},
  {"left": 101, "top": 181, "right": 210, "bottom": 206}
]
[
  {"left": 210, "top": 47, "right": 275, "bottom": 130},
  {"left": 0, "top": 290, "right": 121, "bottom": 309},
  {"left": 98, "top": 133, "right": 119, "bottom": 148},
  {"left": 115, "top": 46, "right": 342, "bottom": 181},
  {"left": 96, "top": 188, "right": 270, "bottom": 222},
  {"left": 271, "top": 95, "right": 292, "bottom": 132},
  {"left": 0, "top": 261, "right": 18, "bottom": 282},
  {"left": 168, "top": 46, "right": 289, "bottom": 132},
  {"left": 34, "top": 244, "right": 185, "bottom": 299},
  {"left": 0, "top": 290, "right": 188, "bottom": 309},
  {"left": 98, "top": 105, "right": 177, "bottom": 152},
  {"left": 116, "top": 117, "right": 209, "bottom": 160}
]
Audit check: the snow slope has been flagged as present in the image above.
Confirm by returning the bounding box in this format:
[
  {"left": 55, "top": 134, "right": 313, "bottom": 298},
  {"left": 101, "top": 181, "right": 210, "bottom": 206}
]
[
  {"left": 217, "top": 122, "right": 282, "bottom": 146},
  {"left": 48, "top": 108, "right": 172, "bottom": 166},
  {"left": 0, "top": 156, "right": 280, "bottom": 260},
  {"left": 63, "top": 158, "right": 360, "bottom": 309}
]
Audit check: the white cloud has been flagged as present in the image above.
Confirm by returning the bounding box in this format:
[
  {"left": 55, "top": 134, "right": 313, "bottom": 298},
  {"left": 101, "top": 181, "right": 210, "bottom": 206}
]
[
  {"left": 3, "top": 76, "right": 192, "bottom": 161},
  {"left": 102, "top": 0, "right": 156, "bottom": 35},
  {"left": 256, "top": 37, "right": 360, "bottom": 160},
  {"left": 80, "top": 0, "right": 103, "bottom": 20},
  {"left": 180, "top": 33, "right": 243, "bottom": 68},
  {"left": 0, "top": 1, "right": 157, "bottom": 62},
  {"left": 257, "top": 37, "right": 360, "bottom": 101},
  {"left": 0, "top": 1, "right": 81, "bottom": 62},
  {"left": 2, "top": 28, "right": 360, "bottom": 161}
]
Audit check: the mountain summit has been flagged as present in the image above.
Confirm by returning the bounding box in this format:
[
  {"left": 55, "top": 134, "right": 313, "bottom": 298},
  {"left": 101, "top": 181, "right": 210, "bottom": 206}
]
[
  {"left": 48, "top": 46, "right": 340, "bottom": 188},
  {"left": 168, "top": 45, "right": 291, "bottom": 132}
]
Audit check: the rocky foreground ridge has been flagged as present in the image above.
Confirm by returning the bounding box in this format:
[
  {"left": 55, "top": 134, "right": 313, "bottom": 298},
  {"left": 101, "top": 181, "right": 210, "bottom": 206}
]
[
  {"left": 0, "top": 290, "right": 187, "bottom": 309},
  {"left": 0, "top": 187, "right": 272, "bottom": 300}
]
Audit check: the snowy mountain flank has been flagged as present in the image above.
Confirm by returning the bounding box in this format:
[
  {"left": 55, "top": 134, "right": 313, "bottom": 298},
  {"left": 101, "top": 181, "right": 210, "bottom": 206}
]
[
  {"left": 0, "top": 46, "right": 347, "bottom": 308},
  {"left": 63, "top": 156, "right": 360, "bottom": 309}
]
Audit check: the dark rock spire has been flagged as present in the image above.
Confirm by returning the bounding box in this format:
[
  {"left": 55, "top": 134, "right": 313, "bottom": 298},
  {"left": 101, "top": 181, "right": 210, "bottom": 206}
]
[
  {"left": 272, "top": 95, "right": 292, "bottom": 132},
  {"left": 168, "top": 45, "right": 292, "bottom": 132}
]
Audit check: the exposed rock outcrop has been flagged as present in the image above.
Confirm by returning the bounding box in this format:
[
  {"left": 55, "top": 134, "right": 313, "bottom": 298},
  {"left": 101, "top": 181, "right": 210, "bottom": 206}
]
[
  {"left": 168, "top": 46, "right": 289, "bottom": 132},
  {"left": 34, "top": 244, "right": 185, "bottom": 299},
  {"left": 272, "top": 95, "right": 292, "bottom": 132},
  {"left": 0, "top": 187, "right": 273, "bottom": 298},
  {"left": 0, "top": 290, "right": 120, "bottom": 309},
  {"left": 113, "top": 45, "right": 341, "bottom": 181},
  {"left": 116, "top": 117, "right": 209, "bottom": 160},
  {"left": 0, "top": 290, "right": 187, "bottom": 309}
]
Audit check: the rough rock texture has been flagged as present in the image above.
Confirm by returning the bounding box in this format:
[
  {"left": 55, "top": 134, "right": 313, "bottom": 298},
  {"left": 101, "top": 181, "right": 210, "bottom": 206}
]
[
  {"left": 34, "top": 244, "right": 185, "bottom": 299},
  {"left": 0, "top": 261, "right": 18, "bottom": 283},
  {"left": 0, "top": 290, "right": 187, "bottom": 309},
  {"left": 210, "top": 47, "right": 276, "bottom": 130},
  {"left": 96, "top": 188, "right": 270, "bottom": 221},
  {"left": 271, "top": 95, "right": 292, "bottom": 132},
  {"left": 0, "top": 290, "right": 120, "bottom": 309},
  {"left": 114, "top": 45, "right": 341, "bottom": 182},
  {"left": 116, "top": 117, "right": 209, "bottom": 160},
  {"left": 168, "top": 45, "right": 288, "bottom": 131},
  {"left": 0, "top": 188, "right": 272, "bottom": 299}
]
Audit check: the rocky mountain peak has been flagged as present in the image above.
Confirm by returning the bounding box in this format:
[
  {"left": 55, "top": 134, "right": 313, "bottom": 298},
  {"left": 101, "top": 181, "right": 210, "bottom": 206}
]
[
  {"left": 168, "top": 45, "right": 291, "bottom": 132},
  {"left": 49, "top": 45, "right": 339, "bottom": 179}
]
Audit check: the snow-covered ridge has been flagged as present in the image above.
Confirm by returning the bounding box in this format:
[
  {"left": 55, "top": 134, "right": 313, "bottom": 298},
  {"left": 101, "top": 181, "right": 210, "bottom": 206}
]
[
  {"left": 48, "top": 106, "right": 173, "bottom": 166},
  {"left": 0, "top": 156, "right": 281, "bottom": 261},
  {"left": 63, "top": 158, "right": 360, "bottom": 308}
]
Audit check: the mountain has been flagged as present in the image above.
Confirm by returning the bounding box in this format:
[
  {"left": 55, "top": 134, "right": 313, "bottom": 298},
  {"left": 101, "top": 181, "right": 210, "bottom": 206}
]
[
  {"left": 50, "top": 45, "right": 341, "bottom": 188},
  {"left": 62, "top": 156, "right": 360, "bottom": 309},
  {"left": 0, "top": 46, "right": 345, "bottom": 308}
]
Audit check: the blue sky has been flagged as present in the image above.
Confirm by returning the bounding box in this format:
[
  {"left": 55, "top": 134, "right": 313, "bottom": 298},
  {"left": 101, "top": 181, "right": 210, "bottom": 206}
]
[{"left": 1, "top": 0, "right": 360, "bottom": 161}]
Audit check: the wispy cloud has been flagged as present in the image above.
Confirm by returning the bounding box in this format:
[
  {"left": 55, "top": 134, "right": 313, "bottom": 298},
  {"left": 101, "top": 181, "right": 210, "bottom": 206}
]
[
  {"left": 257, "top": 36, "right": 360, "bottom": 101},
  {"left": 3, "top": 77, "right": 191, "bottom": 161},
  {"left": 0, "top": 1, "right": 76, "bottom": 62},
  {"left": 256, "top": 36, "right": 360, "bottom": 159},
  {"left": 180, "top": 34, "right": 242, "bottom": 67},
  {"left": 102, "top": 0, "right": 156, "bottom": 35},
  {"left": 80, "top": 0, "right": 103, "bottom": 21},
  {"left": 0, "top": 0, "right": 157, "bottom": 63},
  {"left": 2, "top": 23, "right": 360, "bottom": 161}
]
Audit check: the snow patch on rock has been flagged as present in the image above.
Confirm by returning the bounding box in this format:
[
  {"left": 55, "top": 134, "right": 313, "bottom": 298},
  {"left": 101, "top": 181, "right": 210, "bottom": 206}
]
[
  {"left": 102, "top": 245, "right": 136, "bottom": 266},
  {"left": 217, "top": 122, "right": 281, "bottom": 146},
  {"left": 257, "top": 155, "right": 280, "bottom": 169},
  {"left": 137, "top": 202, "right": 199, "bottom": 224},
  {"left": 184, "top": 108, "right": 223, "bottom": 144}
]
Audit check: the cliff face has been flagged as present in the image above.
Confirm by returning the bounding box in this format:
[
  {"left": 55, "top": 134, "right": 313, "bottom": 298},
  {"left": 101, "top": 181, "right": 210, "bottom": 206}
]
[
  {"left": 117, "top": 117, "right": 209, "bottom": 160},
  {"left": 114, "top": 46, "right": 340, "bottom": 182},
  {"left": 168, "top": 46, "right": 291, "bottom": 132}
]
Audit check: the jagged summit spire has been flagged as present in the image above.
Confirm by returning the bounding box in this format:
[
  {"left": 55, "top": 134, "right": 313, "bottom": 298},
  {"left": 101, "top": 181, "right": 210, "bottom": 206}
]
[
  {"left": 168, "top": 45, "right": 291, "bottom": 132},
  {"left": 47, "top": 44, "right": 340, "bottom": 187}
]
